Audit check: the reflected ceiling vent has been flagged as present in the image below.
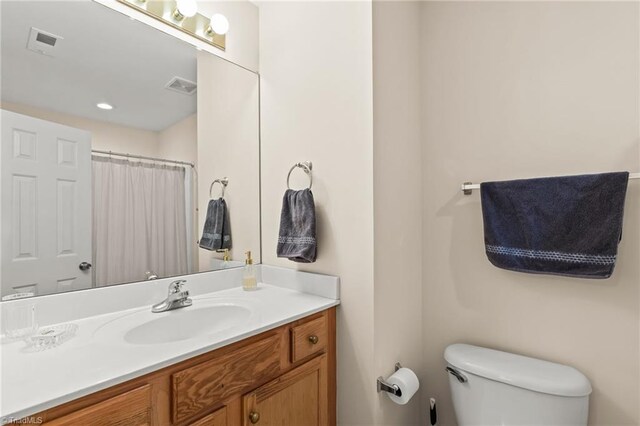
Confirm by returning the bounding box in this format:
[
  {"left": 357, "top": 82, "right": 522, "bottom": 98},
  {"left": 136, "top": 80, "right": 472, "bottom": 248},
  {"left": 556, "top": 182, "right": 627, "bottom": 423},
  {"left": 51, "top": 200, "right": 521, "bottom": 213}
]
[
  {"left": 165, "top": 76, "right": 197, "bottom": 95},
  {"left": 27, "top": 27, "right": 63, "bottom": 56}
]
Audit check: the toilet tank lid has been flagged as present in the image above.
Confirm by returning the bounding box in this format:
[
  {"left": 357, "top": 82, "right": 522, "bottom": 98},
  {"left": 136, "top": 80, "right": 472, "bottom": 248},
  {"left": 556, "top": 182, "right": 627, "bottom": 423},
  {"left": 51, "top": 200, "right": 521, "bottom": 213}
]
[{"left": 445, "top": 344, "right": 592, "bottom": 397}]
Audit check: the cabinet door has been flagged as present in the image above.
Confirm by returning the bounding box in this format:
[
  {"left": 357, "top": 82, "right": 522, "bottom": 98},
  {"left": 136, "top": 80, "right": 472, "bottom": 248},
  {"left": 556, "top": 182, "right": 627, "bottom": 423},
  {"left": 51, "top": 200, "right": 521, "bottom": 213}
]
[
  {"left": 189, "top": 406, "right": 227, "bottom": 426},
  {"left": 242, "top": 355, "right": 327, "bottom": 426}
]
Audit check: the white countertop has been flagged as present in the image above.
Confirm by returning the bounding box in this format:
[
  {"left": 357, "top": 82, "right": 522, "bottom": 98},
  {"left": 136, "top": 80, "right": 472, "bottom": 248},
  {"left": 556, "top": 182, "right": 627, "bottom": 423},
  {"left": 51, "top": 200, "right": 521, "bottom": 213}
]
[{"left": 0, "top": 266, "right": 339, "bottom": 423}]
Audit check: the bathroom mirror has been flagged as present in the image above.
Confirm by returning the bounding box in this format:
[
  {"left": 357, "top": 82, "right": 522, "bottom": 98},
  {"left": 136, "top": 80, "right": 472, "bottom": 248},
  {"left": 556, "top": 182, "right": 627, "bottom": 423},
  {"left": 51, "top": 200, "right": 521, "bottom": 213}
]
[{"left": 0, "top": 0, "right": 260, "bottom": 298}]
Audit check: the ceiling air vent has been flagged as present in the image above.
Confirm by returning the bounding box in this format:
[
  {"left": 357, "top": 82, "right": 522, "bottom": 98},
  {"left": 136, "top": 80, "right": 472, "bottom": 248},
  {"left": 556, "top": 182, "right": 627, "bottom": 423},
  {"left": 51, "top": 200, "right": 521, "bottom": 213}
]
[
  {"left": 27, "top": 27, "right": 63, "bottom": 56},
  {"left": 165, "top": 77, "right": 197, "bottom": 96}
]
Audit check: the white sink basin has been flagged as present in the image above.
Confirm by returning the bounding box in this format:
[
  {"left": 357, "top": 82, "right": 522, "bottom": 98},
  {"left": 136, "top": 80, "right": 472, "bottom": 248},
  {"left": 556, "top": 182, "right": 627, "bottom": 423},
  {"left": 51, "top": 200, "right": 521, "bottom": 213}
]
[
  {"left": 124, "top": 304, "right": 251, "bottom": 345},
  {"left": 93, "top": 299, "right": 258, "bottom": 346}
]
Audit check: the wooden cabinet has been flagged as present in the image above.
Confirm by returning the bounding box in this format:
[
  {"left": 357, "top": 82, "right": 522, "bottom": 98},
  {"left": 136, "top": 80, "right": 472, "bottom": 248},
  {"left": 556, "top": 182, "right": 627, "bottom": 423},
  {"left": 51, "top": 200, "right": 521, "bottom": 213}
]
[
  {"left": 27, "top": 308, "right": 336, "bottom": 426},
  {"left": 45, "top": 385, "right": 152, "bottom": 426},
  {"left": 290, "top": 316, "right": 327, "bottom": 363},
  {"left": 188, "top": 407, "right": 227, "bottom": 426},
  {"left": 172, "top": 334, "right": 282, "bottom": 423},
  {"left": 242, "top": 355, "right": 327, "bottom": 426}
]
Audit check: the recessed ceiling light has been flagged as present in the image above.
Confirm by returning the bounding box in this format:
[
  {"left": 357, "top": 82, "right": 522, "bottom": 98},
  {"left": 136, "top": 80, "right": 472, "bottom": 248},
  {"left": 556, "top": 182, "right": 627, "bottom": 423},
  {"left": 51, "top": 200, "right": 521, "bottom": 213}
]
[{"left": 96, "top": 103, "right": 114, "bottom": 110}]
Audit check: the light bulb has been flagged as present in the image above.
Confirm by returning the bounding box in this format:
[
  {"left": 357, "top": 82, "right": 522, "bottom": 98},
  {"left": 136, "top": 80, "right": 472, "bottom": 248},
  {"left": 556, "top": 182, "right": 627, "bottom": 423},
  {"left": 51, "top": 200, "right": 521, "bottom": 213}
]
[
  {"left": 175, "top": 0, "right": 197, "bottom": 20},
  {"left": 96, "top": 102, "right": 114, "bottom": 110},
  {"left": 209, "top": 13, "right": 229, "bottom": 35}
]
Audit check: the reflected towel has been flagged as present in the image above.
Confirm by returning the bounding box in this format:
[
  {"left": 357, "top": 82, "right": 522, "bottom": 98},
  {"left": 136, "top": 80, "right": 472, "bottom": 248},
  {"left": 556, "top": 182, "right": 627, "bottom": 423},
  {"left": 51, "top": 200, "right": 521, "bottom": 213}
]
[
  {"left": 199, "top": 198, "right": 232, "bottom": 251},
  {"left": 277, "top": 189, "right": 317, "bottom": 263},
  {"left": 480, "top": 172, "right": 629, "bottom": 279}
]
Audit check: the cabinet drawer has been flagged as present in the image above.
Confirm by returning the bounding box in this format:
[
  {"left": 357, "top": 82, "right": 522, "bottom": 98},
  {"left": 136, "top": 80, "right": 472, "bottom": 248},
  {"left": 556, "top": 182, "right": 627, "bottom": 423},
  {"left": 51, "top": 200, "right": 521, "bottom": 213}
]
[
  {"left": 172, "top": 334, "right": 282, "bottom": 423},
  {"left": 291, "top": 316, "right": 327, "bottom": 363},
  {"left": 46, "top": 385, "right": 151, "bottom": 426}
]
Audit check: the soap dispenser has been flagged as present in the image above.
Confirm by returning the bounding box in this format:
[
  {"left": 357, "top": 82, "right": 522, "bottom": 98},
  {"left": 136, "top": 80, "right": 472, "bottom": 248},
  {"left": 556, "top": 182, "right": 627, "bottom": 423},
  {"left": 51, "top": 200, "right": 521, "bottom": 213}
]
[
  {"left": 220, "top": 248, "right": 230, "bottom": 269},
  {"left": 243, "top": 251, "right": 257, "bottom": 291}
]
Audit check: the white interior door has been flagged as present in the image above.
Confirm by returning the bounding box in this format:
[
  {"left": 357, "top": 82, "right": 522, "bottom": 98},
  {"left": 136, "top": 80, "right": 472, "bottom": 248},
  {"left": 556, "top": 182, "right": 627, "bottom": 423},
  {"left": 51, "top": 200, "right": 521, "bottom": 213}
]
[{"left": 1, "top": 110, "right": 92, "bottom": 296}]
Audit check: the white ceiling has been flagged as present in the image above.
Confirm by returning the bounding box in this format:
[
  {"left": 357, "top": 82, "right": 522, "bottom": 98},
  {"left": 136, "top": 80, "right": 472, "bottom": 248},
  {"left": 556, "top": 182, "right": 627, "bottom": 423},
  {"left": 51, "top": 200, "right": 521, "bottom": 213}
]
[{"left": 1, "top": 1, "right": 197, "bottom": 132}]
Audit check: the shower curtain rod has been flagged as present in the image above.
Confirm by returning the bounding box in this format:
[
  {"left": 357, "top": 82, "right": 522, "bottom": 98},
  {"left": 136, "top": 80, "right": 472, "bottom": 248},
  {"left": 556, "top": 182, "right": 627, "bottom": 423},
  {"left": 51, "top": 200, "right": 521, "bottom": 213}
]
[
  {"left": 91, "top": 149, "right": 195, "bottom": 168},
  {"left": 461, "top": 172, "right": 640, "bottom": 195}
]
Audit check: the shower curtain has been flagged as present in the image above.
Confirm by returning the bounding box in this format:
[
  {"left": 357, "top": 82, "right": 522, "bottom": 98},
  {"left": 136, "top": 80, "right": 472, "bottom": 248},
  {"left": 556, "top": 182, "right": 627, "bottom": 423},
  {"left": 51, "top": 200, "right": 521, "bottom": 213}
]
[{"left": 92, "top": 156, "right": 189, "bottom": 286}]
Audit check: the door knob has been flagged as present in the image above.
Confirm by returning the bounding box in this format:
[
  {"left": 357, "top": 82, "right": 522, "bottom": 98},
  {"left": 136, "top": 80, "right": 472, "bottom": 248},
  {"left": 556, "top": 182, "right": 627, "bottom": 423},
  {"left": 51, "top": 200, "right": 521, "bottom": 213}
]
[
  {"left": 79, "top": 262, "right": 92, "bottom": 271},
  {"left": 249, "top": 411, "right": 260, "bottom": 424},
  {"left": 308, "top": 335, "right": 319, "bottom": 344}
]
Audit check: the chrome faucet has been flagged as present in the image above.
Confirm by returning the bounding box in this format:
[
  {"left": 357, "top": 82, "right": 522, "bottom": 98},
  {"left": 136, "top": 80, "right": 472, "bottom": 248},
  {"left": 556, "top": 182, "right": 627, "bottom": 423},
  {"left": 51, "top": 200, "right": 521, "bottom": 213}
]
[{"left": 152, "top": 280, "right": 192, "bottom": 313}]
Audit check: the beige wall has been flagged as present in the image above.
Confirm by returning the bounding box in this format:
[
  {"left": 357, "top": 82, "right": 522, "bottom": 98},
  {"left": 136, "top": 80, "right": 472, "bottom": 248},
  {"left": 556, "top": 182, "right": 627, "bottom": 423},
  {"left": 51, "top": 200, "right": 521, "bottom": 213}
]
[
  {"left": 0, "top": 101, "right": 160, "bottom": 157},
  {"left": 197, "top": 52, "right": 260, "bottom": 269},
  {"left": 197, "top": 1, "right": 259, "bottom": 72},
  {"left": 420, "top": 2, "right": 640, "bottom": 425},
  {"left": 158, "top": 114, "right": 198, "bottom": 166},
  {"left": 372, "top": 1, "right": 424, "bottom": 425},
  {"left": 259, "top": 2, "right": 377, "bottom": 424}
]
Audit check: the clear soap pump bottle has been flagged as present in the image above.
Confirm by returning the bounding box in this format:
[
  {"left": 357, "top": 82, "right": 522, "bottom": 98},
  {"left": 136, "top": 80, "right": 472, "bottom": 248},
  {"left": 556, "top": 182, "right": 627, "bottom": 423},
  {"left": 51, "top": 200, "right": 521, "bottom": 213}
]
[{"left": 243, "top": 251, "right": 257, "bottom": 291}]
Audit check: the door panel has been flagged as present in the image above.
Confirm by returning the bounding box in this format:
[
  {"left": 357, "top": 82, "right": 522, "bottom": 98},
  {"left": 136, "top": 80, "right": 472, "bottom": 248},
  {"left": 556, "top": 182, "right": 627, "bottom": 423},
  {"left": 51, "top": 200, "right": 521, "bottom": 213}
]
[
  {"left": 12, "top": 174, "right": 37, "bottom": 259},
  {"left": 1, "top": 109, "right": 92, "bottom": 296},
  {"left": 242, "top": 356, "right": 326, "bottom": 426}
]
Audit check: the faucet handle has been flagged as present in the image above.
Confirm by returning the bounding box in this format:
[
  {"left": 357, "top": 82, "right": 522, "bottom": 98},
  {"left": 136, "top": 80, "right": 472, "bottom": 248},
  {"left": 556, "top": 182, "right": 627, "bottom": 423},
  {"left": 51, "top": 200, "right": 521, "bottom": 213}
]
[{"left": 168, "top": 280, "right": 187, "bottom": 294}]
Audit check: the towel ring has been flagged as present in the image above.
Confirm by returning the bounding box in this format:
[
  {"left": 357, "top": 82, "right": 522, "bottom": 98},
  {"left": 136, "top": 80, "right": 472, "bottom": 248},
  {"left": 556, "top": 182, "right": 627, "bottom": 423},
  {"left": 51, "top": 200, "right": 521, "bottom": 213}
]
[
  {"left": 209, "top": 177, "right": 229, "bottom": 198},
  {"left": 287, "top": 162, "right": 313, "bottom": 190}
]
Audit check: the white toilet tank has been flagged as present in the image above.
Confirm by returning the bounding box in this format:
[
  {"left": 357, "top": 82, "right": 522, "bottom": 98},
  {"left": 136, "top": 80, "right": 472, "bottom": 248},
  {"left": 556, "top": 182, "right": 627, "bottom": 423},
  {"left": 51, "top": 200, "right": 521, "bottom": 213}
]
[{"left": 445, "top": 344, "right": 592, "bottom": 426}]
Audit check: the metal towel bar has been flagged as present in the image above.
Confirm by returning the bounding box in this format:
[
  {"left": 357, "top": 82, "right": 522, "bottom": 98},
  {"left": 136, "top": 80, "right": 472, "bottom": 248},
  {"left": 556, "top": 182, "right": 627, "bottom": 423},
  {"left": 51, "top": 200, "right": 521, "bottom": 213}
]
[{"left": 461, "top": 172, "right": 640, "bottom": 195}]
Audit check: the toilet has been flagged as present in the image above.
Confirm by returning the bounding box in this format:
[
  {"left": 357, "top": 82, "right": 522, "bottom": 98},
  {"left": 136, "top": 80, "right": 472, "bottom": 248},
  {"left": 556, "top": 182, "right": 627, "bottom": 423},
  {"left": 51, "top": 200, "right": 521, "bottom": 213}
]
[{"left": 445, "top": 344, "right": 592, "bottom": 425}]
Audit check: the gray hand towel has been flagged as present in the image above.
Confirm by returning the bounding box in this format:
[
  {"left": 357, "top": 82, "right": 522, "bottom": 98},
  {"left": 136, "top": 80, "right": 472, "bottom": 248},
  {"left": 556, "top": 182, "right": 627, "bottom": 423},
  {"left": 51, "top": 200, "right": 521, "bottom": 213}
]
[
  {"left": 480, "top": 172, "right": 629, "bottom": 279},
  {"left": 199, "top": 198, "right": 232, "bottom": 251},
  {"left": 277, "top": 189, "right": 317, "bottom": 263}
]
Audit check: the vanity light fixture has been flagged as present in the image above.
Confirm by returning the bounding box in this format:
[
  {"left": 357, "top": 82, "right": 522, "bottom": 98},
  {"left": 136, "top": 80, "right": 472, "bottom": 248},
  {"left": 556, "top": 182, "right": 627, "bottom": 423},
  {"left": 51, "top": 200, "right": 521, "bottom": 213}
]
[
  {"left": 116, "top": 0, "right": 226, "bottom": 51},
  {"left": 173, "top": 0, "right": 197, "bottom": 21},
  {"left": 96, "top": 102, "right": 114, "bottom": 110},
  {"left": 206, "top": 13, "right": 229, "bottom": 36}
]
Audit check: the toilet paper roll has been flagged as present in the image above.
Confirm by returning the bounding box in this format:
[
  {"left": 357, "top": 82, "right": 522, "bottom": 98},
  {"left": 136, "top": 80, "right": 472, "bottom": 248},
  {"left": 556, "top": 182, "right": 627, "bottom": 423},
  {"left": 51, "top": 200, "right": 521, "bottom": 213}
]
[{"left": 386, "top": 367, "right": 420, "bottom": 405}]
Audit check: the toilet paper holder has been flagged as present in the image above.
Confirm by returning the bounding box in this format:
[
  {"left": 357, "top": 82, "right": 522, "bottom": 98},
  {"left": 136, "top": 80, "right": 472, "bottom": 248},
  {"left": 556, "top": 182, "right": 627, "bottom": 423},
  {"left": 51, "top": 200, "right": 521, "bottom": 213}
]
[{"left": 377, "top": 362, "right": 403, "bottom": 397}]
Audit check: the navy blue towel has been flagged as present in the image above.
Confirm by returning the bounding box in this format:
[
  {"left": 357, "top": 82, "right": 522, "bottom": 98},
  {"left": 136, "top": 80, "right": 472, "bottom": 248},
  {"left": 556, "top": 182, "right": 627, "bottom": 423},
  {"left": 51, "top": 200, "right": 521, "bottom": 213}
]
[{"left": 480, "top": 172, "right": 629, "bottom": 279}]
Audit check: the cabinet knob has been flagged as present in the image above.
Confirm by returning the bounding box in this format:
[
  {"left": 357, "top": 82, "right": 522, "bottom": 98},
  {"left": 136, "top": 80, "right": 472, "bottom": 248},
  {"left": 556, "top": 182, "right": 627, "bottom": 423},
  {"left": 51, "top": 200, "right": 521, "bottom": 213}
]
[
  {"left": 308, "top": 335, "right": 319, "bottom": 344},
  {"left": 249, "top": 411, "right": 260, "bottom": 424}
]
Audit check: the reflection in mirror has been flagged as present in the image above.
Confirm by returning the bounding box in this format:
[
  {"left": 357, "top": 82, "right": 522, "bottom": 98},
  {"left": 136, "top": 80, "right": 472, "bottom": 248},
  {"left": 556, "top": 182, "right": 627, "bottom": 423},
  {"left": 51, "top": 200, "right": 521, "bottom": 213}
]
[{"left": 0, "top": 1, "right": 260, "bottom": 298}]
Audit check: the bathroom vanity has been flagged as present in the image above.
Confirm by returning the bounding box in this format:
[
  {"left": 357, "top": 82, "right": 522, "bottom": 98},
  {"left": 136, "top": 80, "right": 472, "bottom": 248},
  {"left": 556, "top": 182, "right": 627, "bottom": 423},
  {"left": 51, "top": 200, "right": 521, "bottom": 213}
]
[
  {"left": 31, "top": 308, "right": 335, "bottom": 425},
  {"left": 1, "top": 266, "right": 340, "bottom": 426}
]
